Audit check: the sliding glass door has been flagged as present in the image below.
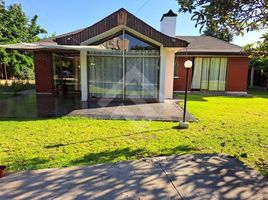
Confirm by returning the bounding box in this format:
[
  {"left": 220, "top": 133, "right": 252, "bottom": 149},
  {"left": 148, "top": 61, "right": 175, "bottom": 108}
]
[
  {"left": 53, "top": 54, "right": 81, "bottom": 94},
  {"left": 125, "top": 56, "right": 143, "bottom": 98},
  {"left": 88, "top": 52, "right": 123, "bottom": 98},
  {"left": 191, "top": 57, "right": 228, "bottom": 91},
  {"left": 88, "top": 31, "right": 160, "bottom": 100}
]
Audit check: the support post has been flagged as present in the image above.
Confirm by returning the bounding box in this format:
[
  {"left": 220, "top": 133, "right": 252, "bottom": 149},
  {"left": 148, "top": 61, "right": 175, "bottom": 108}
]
[
  {"left": 80, "top": 50, "right": 88, "bottom": 101},
  {"left": 183, "top": 68, "right": 189, "bottom": 122},
  {"left": 250, "top": 67, "right": 254, "bottom": 88},
  {"left": 74, "top": 57, "right": 80, "bottom": 91},
  {"left": 159, "top": 47, "right": 176, "bottom": 102}
]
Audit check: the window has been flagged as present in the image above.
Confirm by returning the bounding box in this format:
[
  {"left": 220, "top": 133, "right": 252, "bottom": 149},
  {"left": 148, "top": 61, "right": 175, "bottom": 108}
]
[
  {"left": 191, "top": 57, "right": 228, "bottom": 91},
  {"left": 88, "top": 31, "right": 160, "bottom": 100},
  {"left": 124, "top": 33, "right": 159, "bottom": 51}
]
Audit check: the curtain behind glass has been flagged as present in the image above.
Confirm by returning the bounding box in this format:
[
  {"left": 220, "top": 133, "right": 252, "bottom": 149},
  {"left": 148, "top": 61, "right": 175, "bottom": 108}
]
[
  {"left": 143, "top": 57, "right": 159, "bottom": 98},
  {"left": 88, "top": 31, "right": 160, "bottom": 100},
  {"left": 201, "top": 58, "right": 210, "bottom": 90},
  {"left": 88, "top": 53, "right": 123, "bottom": 98},
  {"left": 191, "top": 58, "right": 202, "bottom": 89},
  {"left": 209, "top": 58, "right": 221, "bottom": 91},
  {"left": 125, "top": 54, "right": 159, "bottom": 99},
  {"left": 218, "top": 58, "right": 228, "bottom": 91},
  {"left": 125, "top": 57, "right": 143, "bottom": 98}
]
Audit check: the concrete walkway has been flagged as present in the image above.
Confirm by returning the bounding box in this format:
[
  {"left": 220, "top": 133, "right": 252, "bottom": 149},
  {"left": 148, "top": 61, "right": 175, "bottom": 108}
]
[
  {"left": 0, "top": 154, "right": 267, "bottom": 200},
  {"left": 69, "top": 100, "right": 195, "bottom": 122}
]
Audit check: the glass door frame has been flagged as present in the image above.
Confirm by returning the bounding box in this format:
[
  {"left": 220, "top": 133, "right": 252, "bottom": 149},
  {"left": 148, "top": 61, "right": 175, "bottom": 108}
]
[{"left": 87, "top": 29, "right": 161, "bottom": 101}]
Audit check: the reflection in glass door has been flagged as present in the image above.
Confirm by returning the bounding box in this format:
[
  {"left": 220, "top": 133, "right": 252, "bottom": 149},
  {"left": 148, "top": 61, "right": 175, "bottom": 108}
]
[
  {"left": 88, "top": 51, "right": 123, "bottom": 98},
  {"left": 125, "top": 57, "right": 143, "bottom": 98},
  {"left": 53, "top": 54, "right": 81, "bottom": 94},
  {"left": 88, "top": 30, "right": 160, "bottom": 100}
]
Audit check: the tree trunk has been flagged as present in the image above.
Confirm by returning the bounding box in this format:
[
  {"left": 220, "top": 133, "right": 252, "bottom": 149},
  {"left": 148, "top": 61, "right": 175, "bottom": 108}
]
[{"left": 4, "top": 63, "right": 8, "bottom": 83}]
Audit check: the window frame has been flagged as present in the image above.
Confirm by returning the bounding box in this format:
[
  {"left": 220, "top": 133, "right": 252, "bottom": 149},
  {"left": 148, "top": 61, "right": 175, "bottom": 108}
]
[{"left": 87, "top": 29, "right": 161, "bottom": 100}]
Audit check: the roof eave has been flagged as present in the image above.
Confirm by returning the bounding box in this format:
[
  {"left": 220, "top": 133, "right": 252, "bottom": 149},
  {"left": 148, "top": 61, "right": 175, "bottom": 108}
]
[{"left": 176, "top": 51, "right": 248, "bottom": 56}]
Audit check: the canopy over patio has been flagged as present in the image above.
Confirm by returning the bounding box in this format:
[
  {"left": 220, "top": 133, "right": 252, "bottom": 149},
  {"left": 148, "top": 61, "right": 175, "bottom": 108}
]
[{"left": 0, "top": 42, "right": 104, "bottom": 51}]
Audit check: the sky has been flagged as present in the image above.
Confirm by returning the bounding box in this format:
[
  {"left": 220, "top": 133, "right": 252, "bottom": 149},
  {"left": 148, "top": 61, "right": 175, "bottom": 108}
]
[{"left": 4, "top": 0, "right": 266, "bottom": 46}]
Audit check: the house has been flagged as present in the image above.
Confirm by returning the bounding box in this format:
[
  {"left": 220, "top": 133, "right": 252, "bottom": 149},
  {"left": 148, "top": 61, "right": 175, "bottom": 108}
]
[{"left": 0, "top": 8, "right": 249, "bottom": 102}]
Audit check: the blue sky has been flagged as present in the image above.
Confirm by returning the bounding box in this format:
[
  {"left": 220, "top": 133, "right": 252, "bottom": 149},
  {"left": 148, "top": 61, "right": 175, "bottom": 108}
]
[{"left": 5, "top": 0, "right": 266, "bottom": 46}]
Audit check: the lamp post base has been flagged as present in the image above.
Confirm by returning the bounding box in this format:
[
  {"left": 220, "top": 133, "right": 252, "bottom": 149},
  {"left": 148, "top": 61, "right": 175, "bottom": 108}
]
[{"left": 179, "top": 121, "right": 189, "bottom": 129}]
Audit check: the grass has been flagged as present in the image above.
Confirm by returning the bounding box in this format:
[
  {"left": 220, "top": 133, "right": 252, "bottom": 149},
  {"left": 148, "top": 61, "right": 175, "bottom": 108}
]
[{"left": 0, "top": 90, "right": 267, "bottom": 176}]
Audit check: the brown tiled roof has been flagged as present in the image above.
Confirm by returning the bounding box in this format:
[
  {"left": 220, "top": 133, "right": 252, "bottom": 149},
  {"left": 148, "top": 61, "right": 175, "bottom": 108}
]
[
  {"left": 54, "top": 8, "right": 189, "bottom": 48},
  {"left": 176, "top": 36, "right": 246, "bottom": 55}
]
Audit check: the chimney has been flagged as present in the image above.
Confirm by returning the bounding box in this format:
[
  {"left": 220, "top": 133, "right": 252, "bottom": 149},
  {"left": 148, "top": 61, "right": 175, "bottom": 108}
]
[{"left": 160, "top": 10, "right": 177, "bottom": 37}]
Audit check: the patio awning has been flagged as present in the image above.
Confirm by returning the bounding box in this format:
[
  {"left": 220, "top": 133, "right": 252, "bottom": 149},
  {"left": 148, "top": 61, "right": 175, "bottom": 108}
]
[{"left": 0, "top": 43, "right": 104, "bottom": 51}]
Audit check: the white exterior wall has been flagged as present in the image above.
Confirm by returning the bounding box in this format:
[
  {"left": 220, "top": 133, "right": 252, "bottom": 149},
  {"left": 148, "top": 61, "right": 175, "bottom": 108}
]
[
  {"left": 80, "top": 50, "right": 88, "bottom": 101},
  {"left": 159, "top": 47, "right": 166, "bottom": 102},
  {"left": 164, "top": 50, "right": 176, "bottom": 99},
  {"left": 160, "top": 48, "right": 176, "bottom": 101},
  {"left": 160, "top": 17, "right": 177, "bottom": 37},
  {"left": 159, "top": 14, "right": 178, "bottom": 101}
]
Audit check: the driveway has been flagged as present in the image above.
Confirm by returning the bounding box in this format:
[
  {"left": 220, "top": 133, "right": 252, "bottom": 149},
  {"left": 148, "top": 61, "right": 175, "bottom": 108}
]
[{"left": 0, "top": 154, "right": 267, "bottom": 200}]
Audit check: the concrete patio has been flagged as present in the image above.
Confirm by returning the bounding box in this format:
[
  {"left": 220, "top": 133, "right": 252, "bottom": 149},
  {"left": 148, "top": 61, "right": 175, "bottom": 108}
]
[
  {"left": 0, "top": 94, "right": 195, "bottom": 121},
  {"left": 0, "top": 154, "right": 267, "bottom": 200}
]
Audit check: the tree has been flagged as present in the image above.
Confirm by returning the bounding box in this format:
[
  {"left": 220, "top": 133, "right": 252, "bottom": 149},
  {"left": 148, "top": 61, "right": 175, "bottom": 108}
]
[
  {"left": 0, "top": 0, "right": 46, "bottom": 80},
  {"left": 244, "top": 32, "right": 268, "bottom": 89},
  {"left": 203, "top": 26, "right": 234, "bottom": 42},
  {"left": 41, "top": 32, "right": 57, "bottom": 40},
  {"left": 176, "top": 0, "right": 268, "bottom": 36}
]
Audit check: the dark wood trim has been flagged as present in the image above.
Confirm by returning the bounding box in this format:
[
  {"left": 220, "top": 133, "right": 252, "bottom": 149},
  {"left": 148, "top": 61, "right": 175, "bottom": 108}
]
[
  {"left": 55, "top": 8, "right": 189, "bottom": 48},
  {"left": 176, "top": 52, "right": 247, "bottom": 56}
]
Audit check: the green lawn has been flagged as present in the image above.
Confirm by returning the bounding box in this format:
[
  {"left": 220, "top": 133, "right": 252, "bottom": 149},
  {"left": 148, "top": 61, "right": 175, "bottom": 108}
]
[{"left": 0, "top": 90, "right": 267, "bottom": 176}]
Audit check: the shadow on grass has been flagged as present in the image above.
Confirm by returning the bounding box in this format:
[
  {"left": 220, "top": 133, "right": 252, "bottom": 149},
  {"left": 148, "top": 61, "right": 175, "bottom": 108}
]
[
  {"left": 70, "top": 148, "right": 146, "bottom": 166},
  {"left": 70, "top": 145, "right": 199, "bottom": 167},
  {"left": 44, "top": 128, "right": 176, "bottom": 149},
  {"left": 248, "top": 89, "right": 268, "bottom": 99},
  {"left": 176, "top": 94, "right": 208, "bottom": 102},
  {"left": 7, "top": 157, "right": 49, "bottom": 171},
  {"left": 255, "top": 159, "right": 268, "bottom": 178},
  {"left": 4, "top": 145, "right": 198, "bottom": 172},
  {"left": 176, "top": 93, "right": 254, "bottom": 102},
  {"left": 176, "top": 94, "right": 253, "bottom": 102},
  {"left": 176, "top": 89, "right": 268, "bottom": 102}
]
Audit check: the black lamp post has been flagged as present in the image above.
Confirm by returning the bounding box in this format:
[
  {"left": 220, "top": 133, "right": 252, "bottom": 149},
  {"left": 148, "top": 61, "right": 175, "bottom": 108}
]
[{"left": 180, "top": 60, "right": 193, "bottom": 129}]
